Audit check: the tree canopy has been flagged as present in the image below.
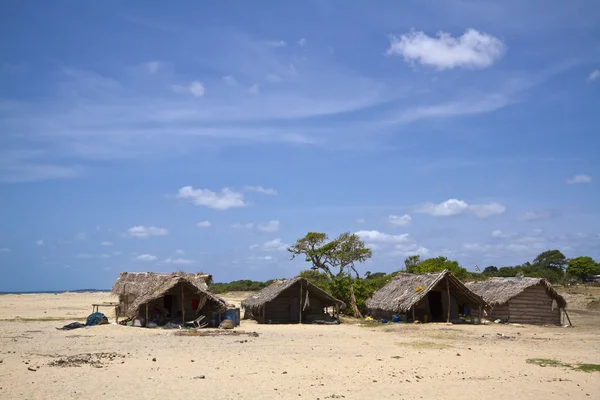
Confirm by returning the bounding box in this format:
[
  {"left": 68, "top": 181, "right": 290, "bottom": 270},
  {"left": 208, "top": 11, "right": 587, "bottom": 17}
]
[
  {"left": 287, "top": 231, "right": 372, "bottom": 279},
  {"left": 533, "top": 250, "right": 568, "bottom": 272},
  {"left": 566, "top": 256, "right": 600, "bottom": 279},
  {"left": 403, "top": 256, "right": 469, "bottom": 280}
]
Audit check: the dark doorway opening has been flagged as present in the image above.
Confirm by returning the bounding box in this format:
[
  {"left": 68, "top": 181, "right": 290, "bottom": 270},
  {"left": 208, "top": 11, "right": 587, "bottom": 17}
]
[
  {"left": 163, "top": 295, "right": 174, "bottom": 314},
  {"left": 428, "top": 291, "right": 444, "bottom": 321}
]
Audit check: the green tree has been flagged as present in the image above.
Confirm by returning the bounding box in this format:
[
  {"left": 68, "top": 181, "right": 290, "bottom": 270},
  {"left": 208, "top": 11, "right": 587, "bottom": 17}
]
[
  {"left": 533, "top": 250, "right": 568, "bottom": 272},
  {"left": 566, "top": 256, "right": 600, "bottom": 280},
  {"left": 406, "top": 256, "right": 469, "bottom": 280},
  {"left": 404, "top": 255, "right": 421, "bottom": 273},
  {"left": 483, "top": 266, "right": 499, "bottom": 275},
  {"left": 288, "top": 232, "right": 372, "bottom": 279},
  {"left": 288, "top": 232, "right": 372, "bottom": 317}
]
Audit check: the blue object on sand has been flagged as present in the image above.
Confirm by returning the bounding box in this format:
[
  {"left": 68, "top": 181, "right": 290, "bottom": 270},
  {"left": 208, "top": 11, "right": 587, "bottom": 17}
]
[{"left": 392, "top": 315, "right": 401, "bottom": 323}]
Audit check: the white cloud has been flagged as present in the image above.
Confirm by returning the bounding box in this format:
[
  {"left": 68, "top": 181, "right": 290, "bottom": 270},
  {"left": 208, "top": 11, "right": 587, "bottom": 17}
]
[
  {"left": 264, "top": 40, "right": 287, "bottom": 47},
  {"left": 388, "top": 214, "right": 412, "bottom": 227},
  {"left": 75, "top": 231, "right": 86, "bottom": 241},
  {"left": 469, "top": 202, "right": 506, "bottom": 218},
  {"left": 249, "top": 255, "right": 274, "bottom": 261},
  {"left": 249, "top": 84, "right": 260, "bottom": 95},
  {"left": 99, "top": 253, "right": 111, "bottom": 259},
  {"left": 176, "top": 186, "right": 246, "bottom": 210},
  {"left": 136, "top": 254, "right": 158, "bottom": 262},
  {"left": 0, "top": 248, "right": 10, "bottom": 253},
  {"left": 298, "top": 38, "right": 307, "bottom": 47},
  {"left": 257, "top": 220, "right": 280, "bottom": 233},
  {"left": 566, "top": 174, "right": 592, "bottom": 184},
  {"left": 520, "top": 211, "right": 553, "bottom": 221},
  {"left": 589, "top": 69, "right": 600, "bottom": 81},
  {"left": 413, "top": 199, "right": 469, "bottom": 217},
  {"left": 100, "top": 241, "right": 113, "bottom": 246},
  {"left": 394, "top": 243, "right": 429, "bottom": 256},
  {"left": 36, "top": 239, "right": 44, "bottom": 246},
  {"left": 251, "top": 238, "right": 289, "bottom": 252},
  {"left": 196, "top": 221, "right": 211, "bottom": 228},
  {"left": 356, "top": 218, "right": 366, "bottom": 224},
  {"left": 491, "top": 230, "right": 516, "bottom": 239},
  {"left": 174, "top": 249, "right": 185, "bottom": 255},
  {"left": 244, "top": 185, "right": 277, "bottom": 195},
  {"left": 172, "top": 81, "right": 205, "bottom": 97},
  {"left": 266, "top": 73, "right": 283, "bottom": 83},
  {"left": 76, "top": 253, "right": 94, "bottom": 259},
  {"left": 233, "top": 222, "right": 255, "bottom": 229},
  {"left": 146, "top": 61, "right": 160, "bottom": 74},
  {"left": 355, "top": 230, "right": 409, "bottom": 243},
  {"left": 222, "top": 75, "right": 237, "bottom": 86},
  {"left": 127, "top": 225, "right": 169, "bottom": 238},
  {"left": 164, "top": 257, "right": 194, "bottom": 265},
  {"left": 387, "top": 29, "right": 506, "bottom": 70},
  {"left": 413, "top": 199, "right": 505, "bottom": 218}
]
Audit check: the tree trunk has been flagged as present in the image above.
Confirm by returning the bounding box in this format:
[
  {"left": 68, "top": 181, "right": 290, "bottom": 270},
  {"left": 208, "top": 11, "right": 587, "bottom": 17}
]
[{"left": 349, "top": 284, "right": 362, "bottom": 318}]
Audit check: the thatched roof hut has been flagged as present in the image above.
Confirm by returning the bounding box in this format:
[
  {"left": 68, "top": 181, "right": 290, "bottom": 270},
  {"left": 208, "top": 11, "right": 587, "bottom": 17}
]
[
  {"left": 465, "top": 277, "right": 567, "bottom": 325},
  {"left": 366, "top": 270, "right": 485, "bottom": 323},
  {"left": 111, "top": 272, "right": 221, "bottom": 321},
  {"left": 241, "top": 277, "right": 345, "bottom": 324}
]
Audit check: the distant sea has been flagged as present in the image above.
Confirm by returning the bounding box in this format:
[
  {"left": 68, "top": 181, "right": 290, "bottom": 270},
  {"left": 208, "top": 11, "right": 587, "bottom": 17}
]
[{"left": 0, "top": 289, "right": 110, "bottom": 295}]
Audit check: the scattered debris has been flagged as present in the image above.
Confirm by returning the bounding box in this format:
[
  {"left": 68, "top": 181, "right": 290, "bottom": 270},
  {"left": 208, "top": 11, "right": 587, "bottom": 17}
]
[
  {"left": 27, "top": 367, "right": 37, "bottom": 372},
  {"left": 152, "top": 358, "right": 156, "bottom": 362},
  {"left": 48, "top": 352, "right": 125, "bottom": 368},
  {"left": 193, "top": 375, "right": 205, "bottom": 379},
  {"left": 175, "top": 330, "right": 259, "bottom": 337}
]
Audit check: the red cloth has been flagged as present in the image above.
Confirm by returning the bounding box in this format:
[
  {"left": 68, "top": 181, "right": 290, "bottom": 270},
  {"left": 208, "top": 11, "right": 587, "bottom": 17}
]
[{"left": 191, "top": 299, "right": 200, "bottom": 311}]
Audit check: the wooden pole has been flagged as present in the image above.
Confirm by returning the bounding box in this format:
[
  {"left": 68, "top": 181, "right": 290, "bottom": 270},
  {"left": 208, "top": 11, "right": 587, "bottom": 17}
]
[
  {"left": 181, "top": 284, "right": 185, "bottom": 325},
  {"left": 563, "top": 308, "right": 573, "bottom": 327},
  {"left": 412, "top": 304, "right": 415, "bottom": 322},
  {"left": 299, "top": 281, "right": 303, "bottom": 324},
  {"left": 145, "top": 303, "right": 149, "bottom": 327},
  {"left": 446, "top": 277, "right": 451, "bottom": 323}
]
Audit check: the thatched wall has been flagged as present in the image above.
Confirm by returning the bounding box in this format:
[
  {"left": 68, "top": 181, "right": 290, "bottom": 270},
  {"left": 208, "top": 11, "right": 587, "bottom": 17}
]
[
  {"left": 366, "top": 270, "right": 485, "bottom": 318},
  {"left": 242, "top": 277, "right": 344, "bottom": 324},
  {"left": 111, "top": 272, "right": 212, "bottom": 316}
]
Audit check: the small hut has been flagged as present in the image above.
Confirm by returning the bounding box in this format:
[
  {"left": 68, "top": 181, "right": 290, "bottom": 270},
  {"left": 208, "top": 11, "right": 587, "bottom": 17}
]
[
  {"left": 111, "top": 272, "right": 227, "bottom": 326},
  {"left": 366, "top": 270, "right": 485, "bottom": 323},
  {"left": 465, "top": 277, "right": 567, "bottom": 325},
  {"left": 241, "top": 277, "right": 345, "bottom": 324}
]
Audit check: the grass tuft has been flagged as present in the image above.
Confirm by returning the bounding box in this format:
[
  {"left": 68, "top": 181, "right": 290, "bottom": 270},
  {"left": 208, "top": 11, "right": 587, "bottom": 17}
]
[{"left": 527, "top": 359, "right": 600, "bottom": 373}]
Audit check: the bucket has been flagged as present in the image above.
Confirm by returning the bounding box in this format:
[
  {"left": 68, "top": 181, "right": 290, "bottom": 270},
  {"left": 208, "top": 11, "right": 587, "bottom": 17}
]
[
  {"left": 222, "top": 309, "right": 240, "bottom": 327},
  {"left": 392, "top": 315, "right": 401, "bottom": 323},
  {"left": 423, "top": 314, "right": 429, "bottom": 323}
]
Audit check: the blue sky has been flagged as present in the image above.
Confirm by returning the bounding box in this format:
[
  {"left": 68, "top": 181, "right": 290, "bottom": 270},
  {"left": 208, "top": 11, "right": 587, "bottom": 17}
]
[{"left": 1, "top": 0, "right": 599, "bottom": 291}]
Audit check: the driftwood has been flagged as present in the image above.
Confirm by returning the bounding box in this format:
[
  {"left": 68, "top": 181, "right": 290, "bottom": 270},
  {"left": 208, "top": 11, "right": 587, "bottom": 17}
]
[{"left": 349, "top": 285, "right": 362, "bottom": 318}]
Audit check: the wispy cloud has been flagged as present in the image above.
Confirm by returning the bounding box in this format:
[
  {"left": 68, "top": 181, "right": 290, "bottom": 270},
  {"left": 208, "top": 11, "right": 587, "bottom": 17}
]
[
  {"left": 566, "top": 174, "right": 592, "bottom": 184},
  {"left": 588, "top": 69, "right": 600, "bottom": 81},
  {"left": 520, "top": 210, "right": 555, "bottom": 221},
  {"left": 127, "top": 225, "right": 168, "bottom": 238},
  {"left": 0, "top": 248, "right": 10, "bottom": 253},
  {"left": 257, "top": 220, "right": 280, "bottom": 233},
  {"left": 136, "top": 254, "right": 157, "bottom": 261},
  {"left": 244, "top": 185, "right": 277, "bottom": 195},
  {"left": 387, "top": 214, "right": 412, "bottom": 227},
  {"left": 176, "top": 186, "right": 246, "bottom": 210},
  {"left": 297, "top": 38, "right": 307, "bottom": 47},
  {"left": 413, "top": 199, "right": 505, "bottom": 218},
  {"left": 100, "top": 241, "right": 113, "bottom": 246},
  {"left": 250, "top": 238, "right": 288, "bottom": 251},
  {"left": 164, "top": 257, "right": 194, "bottom": 265},
  {"left": 222, "top": 75, "right": 237, "bottom": 86},
  {"left": 387, "top": 29, "right": 506, "bottom": 70},
  {"left": 196, "top": 221, "right": 211, "bottom": 228},
  {"left": 264, "top": 40, "right": 286, "bottom": 47},
  {"left": 36, "top": 239, "right": 44, "bottom": 246},
  {"left": 172, "top": 81, "right": 205, "bottom": 97},
  {"left": 355, "top": 230, "right": 409, "bottom": 243},
  {"left": 146, "top": 61, "right": 160, "bottom": 74}
]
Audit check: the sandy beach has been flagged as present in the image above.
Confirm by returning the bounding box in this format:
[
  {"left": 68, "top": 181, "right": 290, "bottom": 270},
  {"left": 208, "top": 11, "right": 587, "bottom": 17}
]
[{"left": 1, "top": 292, "right": 599, "bottom": 400}]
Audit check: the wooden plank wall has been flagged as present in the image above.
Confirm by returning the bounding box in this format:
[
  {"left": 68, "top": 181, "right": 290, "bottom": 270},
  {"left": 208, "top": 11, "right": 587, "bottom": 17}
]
[
  {"left": 507, "top": 284, "right": 560, "bottom": 325},
  {"left": 264, "top": 283, "right": 303, "bottom": 323}
]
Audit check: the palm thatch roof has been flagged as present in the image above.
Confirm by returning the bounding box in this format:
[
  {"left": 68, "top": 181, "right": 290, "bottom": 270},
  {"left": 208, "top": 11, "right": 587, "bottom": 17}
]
[
  {"left": 241, "top": 277, "right": 345, "bottom": 313},
  {"left": 112, "top": 272, "right": 226, "bottom": 319},
  {"left": 465, "top": 277, "right": 567, "bottom": 308},
  {"left": 366, "top": 270, "right": 485, "bottom": 313},
  {"left": 111, "top": 271, "right": 212, "bottom": 298}
]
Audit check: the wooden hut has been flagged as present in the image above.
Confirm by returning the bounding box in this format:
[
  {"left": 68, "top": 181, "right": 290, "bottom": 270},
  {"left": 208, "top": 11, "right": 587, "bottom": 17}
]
[
  {"left": 465, "top": 277, "right": 567, "bottom": 325},
  {"left": 112, "top": 271, "right": 212, "bottom": 317},
  {"left": 241, "top": 277, "right": 345, "bottom": 324},
  {"left": 366, "top": 270, "right": 485, "bottom": 323},
  {"left": 111, "top": 272, "right": 226, "bottom": 326}
]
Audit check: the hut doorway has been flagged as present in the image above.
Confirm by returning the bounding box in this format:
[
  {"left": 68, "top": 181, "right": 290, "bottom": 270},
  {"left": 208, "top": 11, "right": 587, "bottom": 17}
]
[
  {"left": 428, "top": 291, "right": 443, "bottom": 321},
  {"left": 163, "top": 295, "right": 174, "bottom": 314},
  {"left": 290, "top": 298, "right": 300, "bottom": 322}
]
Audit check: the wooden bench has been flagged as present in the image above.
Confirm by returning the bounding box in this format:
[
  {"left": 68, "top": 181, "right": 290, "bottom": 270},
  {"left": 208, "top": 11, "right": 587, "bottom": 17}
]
[{"left": 92, "top": 302, "right": 120, "bottom": 323}]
